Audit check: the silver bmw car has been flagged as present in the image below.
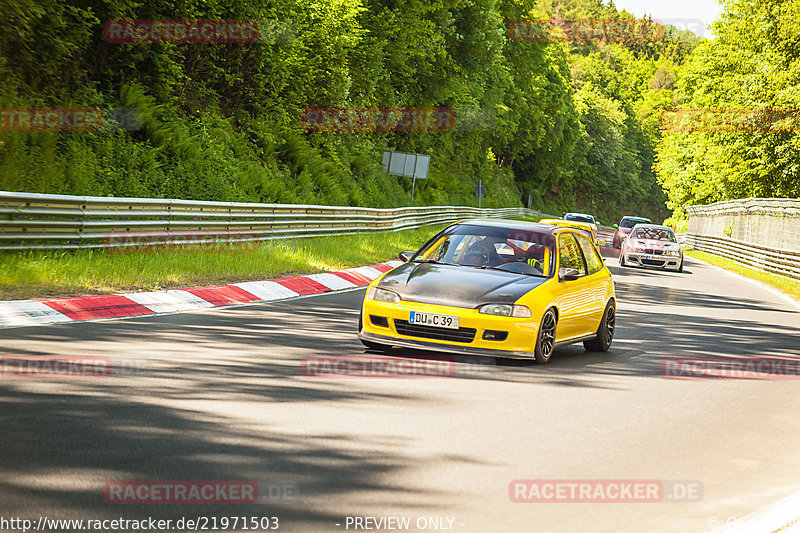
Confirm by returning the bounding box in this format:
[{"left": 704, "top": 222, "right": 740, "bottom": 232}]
[{"left": 619, "top": 224, "right": 684, "bottom": 272}]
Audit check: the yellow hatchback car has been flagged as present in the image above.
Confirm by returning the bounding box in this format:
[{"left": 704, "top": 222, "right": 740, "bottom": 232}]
[
  {"left": 358, "top": 219, "right": 616, "bottom": 363},
  {"left": 538, "top": 218, "right": 598, "bottom": 242}
]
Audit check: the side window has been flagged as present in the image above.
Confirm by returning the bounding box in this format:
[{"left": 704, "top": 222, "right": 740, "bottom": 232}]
[
  {"left": 575, "top": 233, "right": 604, "bottom": 275},
  {"left": 558, "top": 234, "right": 587, "bottom": 277}
]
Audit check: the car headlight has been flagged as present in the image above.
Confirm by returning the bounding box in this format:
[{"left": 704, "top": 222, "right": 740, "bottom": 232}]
[
  {"left": 479, "top": 304, "right": 532, "bottom": 318},
  {"left": 664, "top": 249, "right": 681, "bottom": 257},
  {"left": 367, "top": 287, "right": 401, "bottom": 303}
]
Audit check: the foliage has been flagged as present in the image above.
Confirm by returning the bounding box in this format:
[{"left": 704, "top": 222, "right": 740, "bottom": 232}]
[
  {"left": 0, "top": 0, "right": 699, "bottom": 221},
  {"left": 655, "top": 0, "right": 800, "bottom": 219}
]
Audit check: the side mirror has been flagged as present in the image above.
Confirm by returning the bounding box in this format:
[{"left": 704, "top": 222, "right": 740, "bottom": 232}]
[
  {"left": 399, "top": 251, "right": 415, "bottom": 262},
  {"left": 559, "top": 268, "right": 581, "bottom": 281},
  {"left": 596, "top": 238, "right": 606, "bottom": 247}
]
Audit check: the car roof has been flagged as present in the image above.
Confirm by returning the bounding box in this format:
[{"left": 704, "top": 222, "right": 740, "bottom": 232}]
[
  {"left": 539, "top": 218, "right": 593, "bottom": 229},
  {"left": 621, "top": 216, "right": 651, "bottom": 221},
  {"left": 564, "top": 212, "right": 595, "bottom": 218},
  {"left": 456, "top": 218, "right": 563, "bottom": 235},
  {"left": 631, "top": 224, "right": 673, "bottom": 231}
]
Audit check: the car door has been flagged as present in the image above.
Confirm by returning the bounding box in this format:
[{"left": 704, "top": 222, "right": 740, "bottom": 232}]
[
  {"left": 573, "top": 232, "right": 609, "bottom": 330},
  {"left": 553, "top": 232, "right": 594, "bottom": 340}
]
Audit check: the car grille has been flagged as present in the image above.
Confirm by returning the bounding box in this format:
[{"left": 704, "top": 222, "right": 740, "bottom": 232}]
[
  {"left": 394, "top": 319, "right": 477, "bottom": 343},
  {"left": 642, "top": 259, "right": 666, "bottom": 266},
  {"left": 644, "top": 248, "right": 663, "bottom": 255}
]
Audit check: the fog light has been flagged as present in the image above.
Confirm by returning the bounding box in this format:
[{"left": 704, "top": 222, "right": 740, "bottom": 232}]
[
  {"left": 482, "top": 330, "right": 509, "bottom": 341},
  {"left": 370, "top": 315, "right": 389, "bottom": 327}
]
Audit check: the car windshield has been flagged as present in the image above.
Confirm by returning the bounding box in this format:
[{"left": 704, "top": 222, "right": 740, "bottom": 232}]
[
  {"left": 631, "top": 227, "right": 677, "bottom": 242},
  {"left": 415, "top": 225, "right": 556, "bottom": 278},
  {"left": 565, "top": 214, "right": 594, "bottom": 225},
  {"left": 620, "top": 218, "right": 650, "bottom": 228}
]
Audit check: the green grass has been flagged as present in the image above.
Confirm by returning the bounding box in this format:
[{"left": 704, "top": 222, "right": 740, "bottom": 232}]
[
  {"left": 0, "top": 225, "right": 447, "bottom": 300},
  {"left": 685, "top": 248, "right": 800, "bottom": 303}
]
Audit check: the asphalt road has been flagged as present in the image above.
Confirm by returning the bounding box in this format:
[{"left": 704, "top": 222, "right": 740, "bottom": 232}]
[{"left": 2, "top": 251, "right": 800, "bottom": 533}]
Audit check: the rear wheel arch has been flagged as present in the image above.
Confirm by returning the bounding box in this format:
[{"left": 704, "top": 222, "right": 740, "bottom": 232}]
[{"left": 584, "top": 299, "right": 615, "bottom": 352}]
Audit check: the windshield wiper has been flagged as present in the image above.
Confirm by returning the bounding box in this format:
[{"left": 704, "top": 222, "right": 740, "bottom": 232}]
[{"left": 482, "top": 263, "right": 547, "bottom": 277}]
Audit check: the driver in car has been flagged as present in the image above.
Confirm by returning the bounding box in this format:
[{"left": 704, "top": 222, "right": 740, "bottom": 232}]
[
  {"left": 462, "top": 238, "right": 502, "bottom": 266},
  {"left": 525, "top": 245, "right": 546, "bottom": 274}
]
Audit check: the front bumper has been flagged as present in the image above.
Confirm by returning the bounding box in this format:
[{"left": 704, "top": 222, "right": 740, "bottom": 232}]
[
  {"left": 358, "top": 331, "right": 535, "bottom": 359},
  {"left": 360, "top": 298, "right": 539, "bottom": 358},
  {"left": 622, "top": 251, "right": 681, "bottom": 270}
]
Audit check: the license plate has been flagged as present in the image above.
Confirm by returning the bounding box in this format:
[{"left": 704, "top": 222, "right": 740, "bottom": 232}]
[
  {"left": 642, "top": 254, "right": 660, "bottom": 260},
  {"left": 409, "top": 311, "right": 459, "bottom": 330}
]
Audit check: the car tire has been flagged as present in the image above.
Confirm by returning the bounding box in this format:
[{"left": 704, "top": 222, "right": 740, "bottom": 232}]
[
  {"left": 619, "top": 253, "right": 626, "bottom": 267},
  {"left": 583, "top": 301, "right": 615, "bottom": 353},
  {"left": 677, "top": 259, "right": 683, "bottom": 273},
  {"left": 534, "top": 308, "right": 558, "bottom": 364},
  {"left": 358, "top": 315, "right": 391, "bottom": 352}
]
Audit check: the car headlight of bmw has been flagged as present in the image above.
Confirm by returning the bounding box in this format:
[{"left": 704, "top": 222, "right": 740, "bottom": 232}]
[
  {"left": 479, "top": 304, "right": 532, "bottom": 318},
  {"left": 664, "top": 249, "right": 681, "bottom": 257},
  {"left": 367, "top": 287, "right": 401, "bottom": 303}
]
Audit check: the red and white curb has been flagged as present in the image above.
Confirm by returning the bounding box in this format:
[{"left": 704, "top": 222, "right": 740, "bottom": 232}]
[{"left": 0, "top": 261, "right": 402, "bottom": 329}]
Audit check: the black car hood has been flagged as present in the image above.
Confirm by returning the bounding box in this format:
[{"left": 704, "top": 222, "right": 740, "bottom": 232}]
[{"left": 377, "top": 262, "right": 547, "bottom": 308}]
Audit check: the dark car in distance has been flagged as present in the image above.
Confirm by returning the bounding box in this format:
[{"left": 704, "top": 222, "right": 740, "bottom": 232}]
[{"left": 612, "top": 216, "right": 652, "bottom": 248}]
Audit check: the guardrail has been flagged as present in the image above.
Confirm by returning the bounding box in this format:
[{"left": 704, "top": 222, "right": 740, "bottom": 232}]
[
  {"left": 0, "top": 191, "right": 538, "bottom": 251},
  {"left": 680, "top": 233, "right": 800, "bottom": 281},
  {"left": 687, "top": 198, "right": 800, "bottom": 252}
]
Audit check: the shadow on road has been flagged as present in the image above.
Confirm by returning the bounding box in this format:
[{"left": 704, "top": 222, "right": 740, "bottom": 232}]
[
  {"left": 1, "top": 265, "right": 799, "bottom": 525},
  {"left": 0, "top": 294, "right": 475, "bottom": 526}
]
